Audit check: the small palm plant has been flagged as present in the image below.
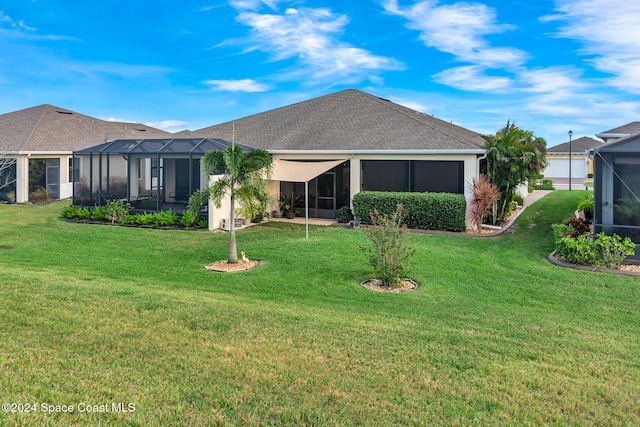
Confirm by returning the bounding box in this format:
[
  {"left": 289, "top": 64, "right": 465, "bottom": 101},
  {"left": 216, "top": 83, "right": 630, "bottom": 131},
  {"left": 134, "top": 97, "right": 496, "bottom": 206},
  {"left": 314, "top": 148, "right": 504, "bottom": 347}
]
[{"left": 188, "top": 135, "right": 272, "bottom": 264}]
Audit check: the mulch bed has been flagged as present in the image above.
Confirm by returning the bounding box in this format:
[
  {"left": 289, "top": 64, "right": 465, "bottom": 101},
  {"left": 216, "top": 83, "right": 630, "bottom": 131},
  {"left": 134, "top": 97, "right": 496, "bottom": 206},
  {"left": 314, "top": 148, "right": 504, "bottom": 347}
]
[
  {"left": 205, "top": 260, "right": 259, "bottom": 272},
  {"left": 360, "top": 278, "right": 418, "bottom": 293}
]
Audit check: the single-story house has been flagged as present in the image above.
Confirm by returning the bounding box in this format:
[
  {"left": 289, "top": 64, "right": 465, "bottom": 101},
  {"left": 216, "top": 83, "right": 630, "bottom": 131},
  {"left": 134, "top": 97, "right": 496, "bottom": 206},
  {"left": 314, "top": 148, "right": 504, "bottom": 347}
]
[
  {"left": 594, "top": 132, "right": 640, "bottom": 243},
  {"left": 178, "top": 89, "right": 487, "bottom": 229},
  {"left": 0, "top": 104, "right": 170, "bottom": 203},
  {"left": 544, "top": 136, "right": 604, "bottom": 181}
]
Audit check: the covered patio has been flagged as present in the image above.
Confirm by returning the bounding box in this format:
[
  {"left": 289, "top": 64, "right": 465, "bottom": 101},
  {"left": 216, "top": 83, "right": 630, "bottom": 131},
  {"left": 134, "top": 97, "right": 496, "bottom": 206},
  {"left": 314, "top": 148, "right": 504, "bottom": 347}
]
[{"left": 73, "top": 138, "right": 239, "bottom": 213}]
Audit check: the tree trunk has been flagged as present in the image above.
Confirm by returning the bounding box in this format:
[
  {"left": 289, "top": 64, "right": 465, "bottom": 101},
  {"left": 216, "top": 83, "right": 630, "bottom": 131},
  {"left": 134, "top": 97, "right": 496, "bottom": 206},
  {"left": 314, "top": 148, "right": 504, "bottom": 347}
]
[
  {"left": 227, "top": 181, "right": 238, "bottom": 264},
  {"left": 228, "top": 229, "right": 238, "bottom": 264}
]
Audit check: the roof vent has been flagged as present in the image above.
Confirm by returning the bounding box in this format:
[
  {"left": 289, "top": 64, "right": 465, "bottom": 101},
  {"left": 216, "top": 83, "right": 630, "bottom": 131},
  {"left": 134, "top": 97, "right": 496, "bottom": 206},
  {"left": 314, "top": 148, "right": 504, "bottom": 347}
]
[
  {"left": 134, "top": 128, "right": 146, "bottom": 131},
  {"left": 57, "top": 110, "right": 73, "bottom": 115}
]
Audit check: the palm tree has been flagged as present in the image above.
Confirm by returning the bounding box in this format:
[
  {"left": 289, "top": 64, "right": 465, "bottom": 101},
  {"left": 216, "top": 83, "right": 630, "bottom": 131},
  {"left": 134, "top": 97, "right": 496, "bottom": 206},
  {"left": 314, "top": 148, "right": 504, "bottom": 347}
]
[
  {"left": 483, "top": 121, "right": 547, "bottom": 223},
  {"left": 188, "top": 139, "right": 272, "bottom": 264}
]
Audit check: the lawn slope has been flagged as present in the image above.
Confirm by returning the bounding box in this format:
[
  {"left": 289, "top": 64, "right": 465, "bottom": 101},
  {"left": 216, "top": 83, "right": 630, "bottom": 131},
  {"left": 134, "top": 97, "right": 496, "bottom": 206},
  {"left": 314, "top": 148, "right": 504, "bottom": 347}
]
[{"left": 0, "top": 191, "right": 638, "bottom": 426}]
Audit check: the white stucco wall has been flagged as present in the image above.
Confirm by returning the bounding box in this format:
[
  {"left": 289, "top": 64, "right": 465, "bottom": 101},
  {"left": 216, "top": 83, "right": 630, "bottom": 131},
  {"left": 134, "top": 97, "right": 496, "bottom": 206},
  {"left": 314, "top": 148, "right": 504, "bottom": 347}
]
[{"left": 206, "top": 152, "right": 483, "bottom": 231}]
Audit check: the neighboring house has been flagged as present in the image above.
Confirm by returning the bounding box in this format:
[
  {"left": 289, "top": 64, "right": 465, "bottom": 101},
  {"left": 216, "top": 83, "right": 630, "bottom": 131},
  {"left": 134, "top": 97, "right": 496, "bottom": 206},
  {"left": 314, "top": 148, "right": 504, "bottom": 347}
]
[
  {"left": 0, "top": 104, "right": 170, "bottom": 203},
  {"left": 595, "top": 122, "right": 640, "bottom": 144},
  {"left": 180, "top": 89, "right": 486, "bottom": 227},
  {"left": 545, "top": 136, "right": 605, "bottom": 181},
  {"left": 594, "top": 133, "right": 640, "bottom": 244}
]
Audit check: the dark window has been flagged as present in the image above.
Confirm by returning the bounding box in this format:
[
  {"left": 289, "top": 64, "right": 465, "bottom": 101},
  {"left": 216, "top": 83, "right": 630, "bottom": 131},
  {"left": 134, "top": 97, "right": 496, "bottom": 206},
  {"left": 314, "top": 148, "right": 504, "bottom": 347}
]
[
  {"left": 412, "top": 160, "right": 464, "bottom": 193},
  {"left": 361, "top": 160, "right": 409, "bottom": 191},
  {"left": 361, "top": 160, "right": 463, "bottom": 193}
]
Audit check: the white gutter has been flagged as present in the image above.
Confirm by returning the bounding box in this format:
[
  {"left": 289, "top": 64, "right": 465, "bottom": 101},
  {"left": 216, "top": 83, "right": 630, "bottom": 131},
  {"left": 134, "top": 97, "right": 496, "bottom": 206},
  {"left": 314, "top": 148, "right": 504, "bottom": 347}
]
[
  {"left": 16, "top": 151, "right": 74, "bottom": 155},
  {"left": 267, "top": 149, "right": 485, "bottom": 155}
]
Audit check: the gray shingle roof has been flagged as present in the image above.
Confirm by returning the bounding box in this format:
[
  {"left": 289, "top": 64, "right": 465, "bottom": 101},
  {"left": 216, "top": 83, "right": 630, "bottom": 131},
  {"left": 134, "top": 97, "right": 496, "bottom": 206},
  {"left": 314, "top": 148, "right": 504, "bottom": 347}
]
[
  {"left": 598, "top": 122, "right": 640, "bottom": 135},
  {"left": 0, "top": 104, "right": 171, "bottom": 153},
  {"left": 547, "top": 136, "right": 605, "bottom": 153},
  {"left": 597, "top": 132, "right": 640, "bottom": 153},
  {"left": 182, "top": 89, "right": 485, "bottom": 152}
]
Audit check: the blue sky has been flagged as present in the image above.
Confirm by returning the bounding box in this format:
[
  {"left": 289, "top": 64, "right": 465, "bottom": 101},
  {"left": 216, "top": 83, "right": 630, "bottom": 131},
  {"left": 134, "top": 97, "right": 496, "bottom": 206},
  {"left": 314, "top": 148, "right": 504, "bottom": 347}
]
[{"left": 1, "top": 0, "right": 639, "bottom": 147}]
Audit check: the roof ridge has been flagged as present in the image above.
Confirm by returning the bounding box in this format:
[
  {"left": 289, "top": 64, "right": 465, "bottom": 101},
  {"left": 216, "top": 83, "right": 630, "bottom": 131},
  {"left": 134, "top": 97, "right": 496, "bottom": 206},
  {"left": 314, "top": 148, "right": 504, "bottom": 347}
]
[{"left": 361, "top": 91, "right": 483, "bottom": 149}]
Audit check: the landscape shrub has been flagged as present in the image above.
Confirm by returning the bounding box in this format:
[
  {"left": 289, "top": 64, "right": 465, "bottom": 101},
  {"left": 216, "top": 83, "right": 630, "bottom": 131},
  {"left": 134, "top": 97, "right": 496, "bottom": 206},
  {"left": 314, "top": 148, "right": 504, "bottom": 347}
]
[
  {"left": 121, "top": 214, "right": 138, "bottom": 225},
  {"left": 135, "top": 212, "right": 155, "bottom": 226},
  {"left": 533, "top": 179, "right": 555, "bottom": 190},
  {"left": 360, "top": 204, "right": 416, "bottom": 286},
  {"left": 180, "top": 211, "right": 198, "bottom": 228},
  {"left": 336, "top": 205, "right": 354, "bottom": 223},
  {"left": 105, "top": 200, "right": 132, "bottom": 224},
  {"left": 552, "top": 219, "right": 635, "bottom": 267},
  {"left": 90, "top": 205, "right": 107, "bottom": 221},
  {"left": 153, "top": 210, "right": 178, "bottom": 227},
  {"left": 60, "top": 205, "right": 90, "bottom": 221},
  {"left": 512, "top": 193, "right": 524, "bottom": 206},
  {"left": 594, "top": 233, "right": 635, "bottom": 268},
  {"left": 30, "top": 186, "right": 50, "bottom": 204},
  {"left": 352, "top": 191, "right": 466, "bottom": 232},
  {"left": 565, "top": 217, "right": 589, "bottom": 237},
  {"left": 555, "top": 234, "right": 600, "bottom": 266}
]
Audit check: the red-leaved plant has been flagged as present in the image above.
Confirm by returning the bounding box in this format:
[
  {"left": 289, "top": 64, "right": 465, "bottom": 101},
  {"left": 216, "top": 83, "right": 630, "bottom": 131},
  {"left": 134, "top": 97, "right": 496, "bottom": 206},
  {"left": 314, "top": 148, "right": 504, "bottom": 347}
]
[{"left": 469, "top": 174, "right": 501, "bottom": 231}]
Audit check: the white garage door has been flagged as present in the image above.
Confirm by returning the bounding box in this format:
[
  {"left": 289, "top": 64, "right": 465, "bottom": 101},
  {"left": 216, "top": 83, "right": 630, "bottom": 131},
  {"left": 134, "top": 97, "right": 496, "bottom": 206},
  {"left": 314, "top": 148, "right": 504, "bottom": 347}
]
[{"left": 545, "top": 158, "right": 586, "bottom": 179}]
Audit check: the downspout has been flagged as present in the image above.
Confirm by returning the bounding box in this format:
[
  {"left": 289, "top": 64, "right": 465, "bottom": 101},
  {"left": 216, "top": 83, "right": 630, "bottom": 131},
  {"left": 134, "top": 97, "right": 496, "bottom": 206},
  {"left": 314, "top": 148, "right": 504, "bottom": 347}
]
[{"left": 476, "top": 152, "right": 487, "bottom": 177}]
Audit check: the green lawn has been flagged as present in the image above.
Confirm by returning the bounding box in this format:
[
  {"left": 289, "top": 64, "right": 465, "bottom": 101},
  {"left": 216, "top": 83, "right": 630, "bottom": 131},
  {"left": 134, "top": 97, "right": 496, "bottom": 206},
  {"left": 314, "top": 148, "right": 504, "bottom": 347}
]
[{"left": 0, "top": 191, "right": 638, "bottom": 426}]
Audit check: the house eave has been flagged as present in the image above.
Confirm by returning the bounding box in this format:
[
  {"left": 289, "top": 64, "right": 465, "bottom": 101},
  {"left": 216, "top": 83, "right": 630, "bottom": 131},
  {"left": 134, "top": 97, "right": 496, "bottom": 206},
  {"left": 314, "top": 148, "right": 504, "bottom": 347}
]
[
  {"left": 267, "top": 149, "right": 486, "bottom": 155},
  {"left": 6, "top": 151, "right": 75, "bottom": 156},
  {"left": 595, "top": 133, "right": 630, "bottom": 139}
]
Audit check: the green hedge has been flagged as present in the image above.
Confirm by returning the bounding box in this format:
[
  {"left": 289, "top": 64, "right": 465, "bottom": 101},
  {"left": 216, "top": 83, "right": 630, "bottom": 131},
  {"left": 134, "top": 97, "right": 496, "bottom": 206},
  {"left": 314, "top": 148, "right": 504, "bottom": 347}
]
[{"left": 352, "top": 191, "right": 466, "bottom": 232}]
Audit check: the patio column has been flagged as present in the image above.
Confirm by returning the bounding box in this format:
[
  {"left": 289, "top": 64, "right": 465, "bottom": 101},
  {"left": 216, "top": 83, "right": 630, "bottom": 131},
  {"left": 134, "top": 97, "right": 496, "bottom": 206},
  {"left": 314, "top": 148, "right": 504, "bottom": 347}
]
[{"left": 349, "top": 157, "right": 361, "bottom": 210}]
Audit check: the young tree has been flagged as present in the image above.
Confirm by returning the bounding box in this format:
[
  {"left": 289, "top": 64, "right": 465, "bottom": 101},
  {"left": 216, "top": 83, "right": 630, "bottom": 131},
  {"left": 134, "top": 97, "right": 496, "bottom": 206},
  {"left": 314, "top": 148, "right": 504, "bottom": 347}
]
[
  {"left": 0, "top": 153, "right": 17, "bottom": 191},
  {"left": 188, "top": 140, "right": 272, "bottom": 264},
  {"left": 360, "top": 204, "right": 416, "bottom": 286},
  {"left": 483, "top": 121, "right": 547, "bottom": 223}
]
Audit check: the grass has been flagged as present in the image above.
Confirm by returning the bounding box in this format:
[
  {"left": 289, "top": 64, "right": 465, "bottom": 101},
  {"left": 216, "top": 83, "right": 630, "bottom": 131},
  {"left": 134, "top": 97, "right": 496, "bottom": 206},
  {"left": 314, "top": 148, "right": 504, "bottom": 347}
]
[{"left": 0, "top": 191, "right": 638, "bottom": 426}]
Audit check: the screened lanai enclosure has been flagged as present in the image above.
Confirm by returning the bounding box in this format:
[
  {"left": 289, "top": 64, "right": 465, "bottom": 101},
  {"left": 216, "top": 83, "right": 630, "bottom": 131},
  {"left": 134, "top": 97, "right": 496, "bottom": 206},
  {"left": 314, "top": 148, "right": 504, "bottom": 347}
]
[
  {"left": 73, "top": 138, "right": 239, "bottom": 213},
  {"left": 594, "top": 134, "right": 640, "bottom": 244}
]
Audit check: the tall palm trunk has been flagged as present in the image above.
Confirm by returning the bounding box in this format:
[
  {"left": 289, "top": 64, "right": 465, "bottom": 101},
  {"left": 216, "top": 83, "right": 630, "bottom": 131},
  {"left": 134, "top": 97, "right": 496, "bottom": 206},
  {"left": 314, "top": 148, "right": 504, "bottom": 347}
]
[{"left": 228, "top": 177, "right": 238, "bottom": 263}]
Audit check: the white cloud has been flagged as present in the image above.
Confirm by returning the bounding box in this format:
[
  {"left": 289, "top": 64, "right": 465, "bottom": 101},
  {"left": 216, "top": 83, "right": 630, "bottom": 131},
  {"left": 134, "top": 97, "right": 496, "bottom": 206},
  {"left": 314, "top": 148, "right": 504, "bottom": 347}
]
[
  {"left": 231, "top": 5, "right": 403, "bottom": 81},
  {"left": 520, "top": 67, "right": 583, "bottom": 94},
  {"left": 0, "top": 10, "right": 36, "bottom": 32},
  {"left": 548, "top": 0, "right": 640, "bottom": 93},
  {"left": 230, "top": 0, "right": 280, "bottom": 11},
  {"left": 203, "top": 78, "right": 272, "bottom": 92},
  {"left": 145, "top": 120, "right": 189, "bottom": 130},
  {"left": 388, "top": 97, "right": 428, "bottom": 113},
  {"left": 381, "top": 0, "right": 527, "bottom": 68},
  {"left": 433, "top": 66, "right": 512, "bottom": 92},
  {"left": 69, "top": 61, "right": 173, "bottom": 79}
]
